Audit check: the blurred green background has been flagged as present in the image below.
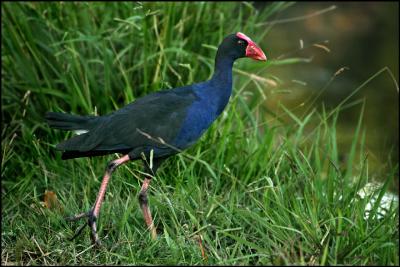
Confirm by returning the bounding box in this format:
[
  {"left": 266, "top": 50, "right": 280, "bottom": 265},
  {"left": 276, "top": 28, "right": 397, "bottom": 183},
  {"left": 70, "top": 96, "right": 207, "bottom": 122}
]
[{"left": 258, "top": 2, "right": 399, "bottom": 189}]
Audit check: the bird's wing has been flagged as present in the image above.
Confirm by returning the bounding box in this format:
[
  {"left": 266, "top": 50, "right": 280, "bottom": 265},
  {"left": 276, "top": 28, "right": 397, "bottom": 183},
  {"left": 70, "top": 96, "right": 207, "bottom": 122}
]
[{"left": 56, "top": 87, "right": 198, "bottom": 156}]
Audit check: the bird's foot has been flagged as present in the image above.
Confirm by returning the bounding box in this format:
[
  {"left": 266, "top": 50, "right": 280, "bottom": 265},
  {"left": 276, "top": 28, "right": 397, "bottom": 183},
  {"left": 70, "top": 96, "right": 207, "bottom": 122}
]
[{"left": 66, "top": 210, "right": 101, "bottom": 247}]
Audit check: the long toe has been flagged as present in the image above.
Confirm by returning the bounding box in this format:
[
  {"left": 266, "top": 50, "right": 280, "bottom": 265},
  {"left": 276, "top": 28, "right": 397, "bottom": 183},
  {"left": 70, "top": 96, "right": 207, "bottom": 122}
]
[{"left": 65, "top": 211, "right": 89, "bottom": 222}]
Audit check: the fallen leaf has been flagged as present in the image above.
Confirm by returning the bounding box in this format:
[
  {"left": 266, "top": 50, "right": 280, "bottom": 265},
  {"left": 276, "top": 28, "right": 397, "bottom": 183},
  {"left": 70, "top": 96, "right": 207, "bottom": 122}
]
[{"left": 43, "top": 190, "right": 63, "bottom": 212}]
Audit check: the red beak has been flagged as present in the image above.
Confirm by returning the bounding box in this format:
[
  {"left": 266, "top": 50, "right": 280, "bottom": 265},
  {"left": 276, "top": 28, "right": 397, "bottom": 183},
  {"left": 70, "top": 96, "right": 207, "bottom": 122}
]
[{"left": 236, "top": 32, "right": 267, "bottom": 61}]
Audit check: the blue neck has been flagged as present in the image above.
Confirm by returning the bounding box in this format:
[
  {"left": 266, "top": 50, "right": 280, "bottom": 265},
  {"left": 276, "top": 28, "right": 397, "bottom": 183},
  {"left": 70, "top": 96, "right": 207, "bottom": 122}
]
[
  {"left": 211, "top": 56, "right": 234, "bottom": 85},
  {"left": 172, "top": 52, "right": 236, "bottom": 149},
  {"left": 207, "top": 56, "right": 235, "bottom": 114}
]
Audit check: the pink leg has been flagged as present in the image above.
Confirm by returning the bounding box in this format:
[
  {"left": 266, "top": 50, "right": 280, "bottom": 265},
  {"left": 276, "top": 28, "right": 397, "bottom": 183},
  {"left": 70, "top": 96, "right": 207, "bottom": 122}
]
[
  {"left": 67, "top": 155, "right": 130, "bottom": 246},
  {"left": 92, "top": 155, "right": 130, "bottom": 217},
  {"left": 138, "top": 178, "right": 157, "bottom": 239},
  {"left": 136, "top": 157, "right": 166, "bottom": 240}
]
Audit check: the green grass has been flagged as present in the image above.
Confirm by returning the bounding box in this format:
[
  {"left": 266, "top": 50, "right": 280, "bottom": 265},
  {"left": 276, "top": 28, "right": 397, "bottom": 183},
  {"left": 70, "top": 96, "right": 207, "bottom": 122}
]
[{"left": 1, "top": 2, "right": 398, "bottom": 265}]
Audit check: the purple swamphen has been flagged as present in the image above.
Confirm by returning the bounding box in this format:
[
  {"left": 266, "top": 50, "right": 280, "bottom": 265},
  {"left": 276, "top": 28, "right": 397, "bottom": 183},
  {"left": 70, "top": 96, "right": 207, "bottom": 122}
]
[{"left": 46, "top": 32, "right": 266, "bottom": 245}]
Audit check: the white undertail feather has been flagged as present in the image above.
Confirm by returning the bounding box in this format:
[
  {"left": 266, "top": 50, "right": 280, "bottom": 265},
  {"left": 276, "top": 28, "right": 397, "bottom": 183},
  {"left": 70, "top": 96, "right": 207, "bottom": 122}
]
[{"left": 74, "top": 129, "right": 89, "bottom": 135}]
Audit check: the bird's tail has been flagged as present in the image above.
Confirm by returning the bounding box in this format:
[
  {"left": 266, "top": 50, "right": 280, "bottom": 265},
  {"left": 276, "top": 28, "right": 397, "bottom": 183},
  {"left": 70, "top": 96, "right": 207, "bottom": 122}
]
[{"left": 45, "top": 112, "right": 97, "bottom": 131}]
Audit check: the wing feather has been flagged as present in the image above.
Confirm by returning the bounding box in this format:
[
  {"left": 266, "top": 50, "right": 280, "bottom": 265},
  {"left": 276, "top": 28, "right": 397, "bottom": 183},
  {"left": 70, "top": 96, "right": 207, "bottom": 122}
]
[{"left": 56, "top": 87, "right": 198, "bottom": 158}]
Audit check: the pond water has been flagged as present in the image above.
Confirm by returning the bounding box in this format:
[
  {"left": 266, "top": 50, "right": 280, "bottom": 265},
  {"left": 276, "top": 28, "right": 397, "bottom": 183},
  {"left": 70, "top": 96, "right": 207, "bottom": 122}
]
[{"left": 258, "top": 2, "right": 399, "bottom": 190}]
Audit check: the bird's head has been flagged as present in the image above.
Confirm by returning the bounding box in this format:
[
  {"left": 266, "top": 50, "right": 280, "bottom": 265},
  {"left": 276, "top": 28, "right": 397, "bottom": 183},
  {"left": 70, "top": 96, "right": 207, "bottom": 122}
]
[{"left": 218, "top": 32, "right": 267, "bottom": 62}]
